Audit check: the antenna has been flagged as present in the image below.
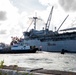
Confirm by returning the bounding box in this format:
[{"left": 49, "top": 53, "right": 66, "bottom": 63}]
[
  {"left": 57, "top": 15, "right": 69, "bottom": 32},
  {"left": 26, "top": 13, "right": 42, "bottom": 31},
  {"left": 33, "top": 16, "right": 38, "bottom": 30}
]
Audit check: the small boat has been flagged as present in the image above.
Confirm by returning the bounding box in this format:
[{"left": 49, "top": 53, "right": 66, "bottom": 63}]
[
  {"left": 10, "top": 43, "right": 38, "bottom": 53},
  {"left": 0, "top": 44, "right": 38, "bottom": 54},
  {"left": 0, "top": 39, "right": 38, "bottom": 54}
]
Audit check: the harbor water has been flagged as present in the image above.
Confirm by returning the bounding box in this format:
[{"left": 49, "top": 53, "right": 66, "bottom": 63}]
[{"left": 0, "top": 51, "right": 76, "bottom": 72}]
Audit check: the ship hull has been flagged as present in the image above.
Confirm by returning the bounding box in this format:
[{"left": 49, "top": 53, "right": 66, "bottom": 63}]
[
  {"left": 0, "top": 48, "right": 37, "bottom": 54},
  {"left": 24, "top": 39, "right": 76, "bottom": 53}
]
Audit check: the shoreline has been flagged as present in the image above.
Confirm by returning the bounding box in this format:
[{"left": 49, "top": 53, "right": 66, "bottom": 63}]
[{"left": 0, "top": 65, "right": 76, "bottom": 75}]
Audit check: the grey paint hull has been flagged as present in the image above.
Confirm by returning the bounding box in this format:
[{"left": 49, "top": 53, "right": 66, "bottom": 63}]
[{"left": 24, "top": 39, "right": 76, "bottom": 52}]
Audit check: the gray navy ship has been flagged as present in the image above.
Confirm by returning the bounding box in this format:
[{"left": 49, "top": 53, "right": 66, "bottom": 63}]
[{"left": 23, "top": 6, "right": 76, "bottom": 53}]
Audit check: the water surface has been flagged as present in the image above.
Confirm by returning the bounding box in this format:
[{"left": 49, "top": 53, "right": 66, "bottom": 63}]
[{"left": 0, "top": 51, "right": 76, "bottom": 72}]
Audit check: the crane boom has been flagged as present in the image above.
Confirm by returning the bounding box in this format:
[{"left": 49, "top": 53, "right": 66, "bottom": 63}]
[
  {"left": 26, "top": 20, "right": 34, "bottom": 32},
  {"left": 57, "top": 15, "right": 69, "bottom": 32},
  {"left": 45, "top": 6, "right": 54, "bottom": 30}
]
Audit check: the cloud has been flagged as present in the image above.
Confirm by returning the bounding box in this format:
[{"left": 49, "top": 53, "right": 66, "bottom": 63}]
[
  {"left": 10, "top": 0, "right": 47, "bottom": 12},
  {"left": 0, "top": 0, "right": 21, "bottom": 43},
  {"left": 0, "top": 30, "right": 6, "bottom": 34},
  {"left": 59, "top": 0, "right": 76, "bottom": 12},
  {"left": 0, "top": 11, "right": 7, "bottom": 20},
  {"left": 39, "top": 0, "right": 59, "bottom": 7}
]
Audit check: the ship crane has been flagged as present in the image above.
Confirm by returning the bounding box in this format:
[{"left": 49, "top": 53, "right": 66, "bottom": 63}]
[
  {"left": 57, "top": 15, "right": 69, "bottom": 32},
  {"left": 45, "top": 6, "right": 54, "bottom": 30}
]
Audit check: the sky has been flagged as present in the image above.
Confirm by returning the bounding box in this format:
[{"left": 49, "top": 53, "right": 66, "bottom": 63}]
[{"left": 0, "top": 0, "right": 76, "bottom": 44}]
